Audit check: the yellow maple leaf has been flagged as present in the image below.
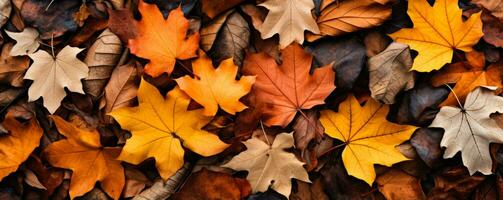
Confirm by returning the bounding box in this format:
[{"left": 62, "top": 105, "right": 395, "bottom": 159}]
[
  {"left": 175, "top": 51, "right": 255, "bottom": 116},
  {"left": 128, "top": 1, "right": 199, "bottom": 77},
  {"left": 109, "top": 79, "right": 229, "bottom": 180},
  {"left": 319, "top": 95, "right": 418, "bottom": 185},
  {"left": 44, "top": 116, "right": 124, "bottom": 200},
  {"left": 389, "top": 0, "right": 483, "bottom": 72}
]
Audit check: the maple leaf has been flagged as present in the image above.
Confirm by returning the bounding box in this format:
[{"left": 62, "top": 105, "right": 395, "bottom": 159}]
[
  {"left": 310, "top": 0, "right": 391, "bottom": 41},
  {"left": 109, "top": 79, "right": 229, "bottom": 180},
  {"left": 368, "top": 42, "right": 415, "bottom": 104},
  {"left": 319, "top": 95, "right": 418, "bottom": 185},
  {"left": 0, "top": 113, "right": 42, "bottom": 180},
  {"left": 24, "top": 46, "right": 89, "bottom": 114},
  {"left": 222, "top": 132, "right": 310, "bottom": 198},
  {"left": 242, "top": 43, "right": 335, "bottom": 127},
  {"left": 128, "top": 1, "right": 199, "bottom": 77},
  {"left": 389, "top": 0, "right": 483, "bottom": 72},
  {"left": 258, "top": 0, "right": 319, "bottom": 48},
  {"left": 429, "top": 87, "right": 503, "bottom": 175},
  {"left": 432, "top": 61, "right": 502, "bottom": 107},
  {"left": 175, "top": 51, "right": 255, "bottom": 116},
  {"left": 5, "top": 28, "right": 40, "bottom": 56},
  {"left": 44, "top": 116, "right": 124, "bottom": 200}
]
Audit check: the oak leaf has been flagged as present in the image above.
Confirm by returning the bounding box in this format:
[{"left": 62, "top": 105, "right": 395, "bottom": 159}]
[
  {"left": 5, "top": 27, "right": 40, "bottom": 56},
  {"left": 24, "top": 46, "right": 89, "bottom": 114},
  {"left": 175, "top": 51, "right": 255, "bottom": 116},
  {"left": 432, "top": 59, "right": 502, "bottom": 107},
  {"left": 319, "top": 95, "right": 418, "bottom": 185},
  {"left": 368, "top": 42, "right": 415, "bottom": 104},
  {"left": 0, "top": 113, "right": 42, "bottom": 180},
  {"left": 310, "top": 0, "right": 391, "bottom": 41},
  {"left": 44, "top": 116, "right": 124, "bottom": 200},
  {"left": 128, "top": 1, "right": 199, "bottom": 77},
  {"left": 429, "top": 87, "right": 503, "bottom": 175},
  {"left": 222, "top": 132, "right": 310, "bottom": 198},
  {"left": 109, "top": 79, "right": 229, "bottom": 180},
  {"left": 389, "top": 0, "right": 483, "bottom": 72},
  {"left": 258, "top": 0, "right": 319, "bottom": 48},
  {"left": 242, "top": 43, "right": 335, "bottom": 127}
]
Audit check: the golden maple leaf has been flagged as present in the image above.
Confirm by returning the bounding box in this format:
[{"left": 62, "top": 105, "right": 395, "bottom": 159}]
[
  {"left": 0, "top": 113, "right": 42, "bottom": 180},
  {"left": 175, "top": 51, "right": 255, "bottom": 116},
  {"left": 109, "top": 79, "right": 229, "bottom": 180},
  {"left": 128, "top": 1, "right": 199, "bottom": 77},
  {"left": 319, "top": 95, "right": 418, "bottom": 185},
  {"left": 44, "top": 116, "right": 124, "bottom": 200},
  {"left": 389, "top": 0, "right": 483, "bottom": 72}
]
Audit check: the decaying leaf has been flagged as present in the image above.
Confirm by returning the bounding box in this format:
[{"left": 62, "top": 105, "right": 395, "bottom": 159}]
[
  {"left": 243, "top": 43, "right": 335, "bottom": 127},
  {"left": 292, "top": 110, "right": 324, "bottom": 152},
  {"left": 210, "top": 12, "right": 250, "bottom": 66},
  {"left": 175, "top": 51, "right": 255, "bottom": 116},
  {"left": 109, "top": 79, "right": 229, "bottom": 180},
  {"left": 376, "top": 169, "right": 425, "bottom": 200},
  {"left": 83, "top": 29, "right": 123, "bottom": 97},
  {"left": 108, "top": 9, "right": 137, "bottom": 43},
  {"left": 24, "top": 46, "right": 89, "bottom": 114},
  {"left": 258, "top": 0, "right": 319, "bottom": 48},
  {"left": 128, "top": 1, "right": 199, "bottom": 77},
  {"left": 310, "top": 0, "right": 391, "bottom": 41},
  {"left": 223, "top": 132, "right": 310, "bottom": 198},
  {"left": 319, "top": 95, "right": 418, "bottom": 185},
  {"left": 481, "top": 10, "right": 503, "bottom": 47},
  {"left": 21, "top": 0, "right": 80, "bottom": 39},
  {"left": 44, "top": 116, "right": 124, "bottom": 200},
  {"left": 430, "top": 87, "right": 503, "bottom": 175},
  {"left": 173, "top": 168, "right": 251, "bottom": 200},
  {"left": 200, "top": 10, "right": 232, "bottom": 52},
  {"left": 389, "top": 0, "right": 483, "bottom": 72},
  {"left": 5, "top": 27, "right": 39, "bottom": 56},
  {"left": 0, "top": 112, "right": 42, "bottom": 180},
  {"left": 368, "top": 42, "right": 415, "bottom": 104}
]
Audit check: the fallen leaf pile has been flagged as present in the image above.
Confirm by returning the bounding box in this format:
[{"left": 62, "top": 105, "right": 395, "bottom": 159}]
[{"left": 0, "top": 0, "right": 502, "bottom": 199}]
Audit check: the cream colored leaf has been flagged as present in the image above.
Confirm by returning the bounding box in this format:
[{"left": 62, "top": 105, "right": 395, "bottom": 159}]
[
  {"left": 258, "top": 0, "right": 319, "bottom": 48},
  {"left": 368, "top": 42, "right": 415, "bottom": 104},
  {"left": 6, "top": 28, "right": 40, "bottom": 56},
  {"left": 24, "top": 46, "right": 89, "bottom": 113},
  {"left": 222, "top": 132, "right": 310, "bottom": 198},
  {"left": 430, "top": 87, "right": 503, "bottom": 175}
]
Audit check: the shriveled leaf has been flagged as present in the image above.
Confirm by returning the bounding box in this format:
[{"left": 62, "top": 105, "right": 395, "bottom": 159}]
[
  {"left": 109, "top": 79, "right": 229, "bottom": 180},
  {"left": 368, "top": 42, "right": 415, "bottom": 104},
  {"left": 389, "top": 0, "right": 483, "bottom": 72},
  {"left": 5, "top": 27, "right": 39, "bottom": 56},
  {"left": 310, "top": 0, "right": 391, "bottom": 41},
  {"left": 128, "top": 1, "right": 199, "bottom": 77},
  {"left": 44, "top": 116, "right": 125, "bottom": 200},
  {"left": 243, "top": 43, "right": 335, "bottom": 127},
  {"left": 24, "top": 46, "right": 89, "bottom": 114},
  {"left": 0, "top": 113, "right": 42, "bottom": 180},
  {"left": 427, "top": 167, "right": 485, "bottom": 199},
  {"left": 319, "top": 95, "right": 418, "bottom": 185},
  {"left": 430, "top": 87, "right": 503, "bottom": 175},
  {"left": 175, "top": 51, "right": 255, "bottom": 116},
  {"left": 258, "top": 0, "right": 319, "bottom": 48},
  {"left": 173, "top": 168, "right": 251, "bottom": 200},
  {"left": 223, "top": 133, "right": 310, "bottom": 198},
  {"left": 83, "top": 29, "right": 123, "bottom": 97}
]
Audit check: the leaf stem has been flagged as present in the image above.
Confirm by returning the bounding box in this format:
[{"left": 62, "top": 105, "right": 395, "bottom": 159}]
[
  {"left": 444, "top": 84, "right": 464, "bottom": 109},
  {"left": 259, "top": 120, "right": 271, "bottom": 146},
  {"left": 319, "top": 142, "right": 346, "bottom": 157}
]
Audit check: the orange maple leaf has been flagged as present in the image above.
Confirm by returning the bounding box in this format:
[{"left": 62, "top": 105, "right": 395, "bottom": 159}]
[
  {"left": 175, "top": 51, "right": 255, "bottom": 116},
  {"left": 44, "top": 116, "right": 124, "bottom": 200},
  {"left": 432, "top": 60, "right": 503, "bottom": 107},
  {"left": 242, "top": 43, "right": 336, "bottom": 127},
  {"left": 128, "top": 1, "right": 199, "bottom": 77}
]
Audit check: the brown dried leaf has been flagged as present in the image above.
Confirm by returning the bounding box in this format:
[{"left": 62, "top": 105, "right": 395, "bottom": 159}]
[
  {"left": 376, "top": 169, "right": 425, "bottom": 200},
  {"left": 0, "top": 43, "right": 30, "bottom": 87}
]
